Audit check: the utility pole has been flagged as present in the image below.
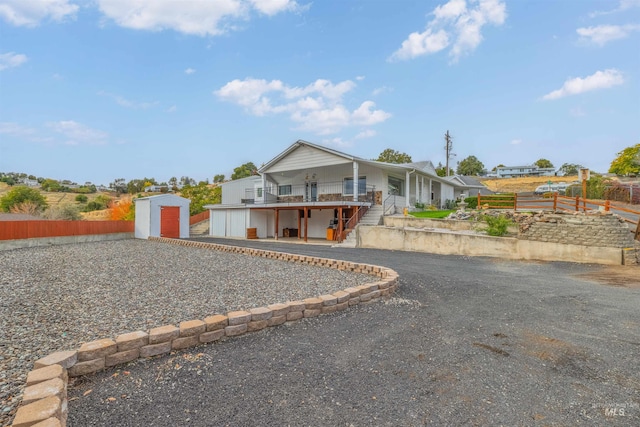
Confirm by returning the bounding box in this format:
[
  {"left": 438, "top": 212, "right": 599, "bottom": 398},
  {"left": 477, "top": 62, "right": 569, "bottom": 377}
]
[{"left": 444, "top": 130, "right": 454, "bottom": 176}]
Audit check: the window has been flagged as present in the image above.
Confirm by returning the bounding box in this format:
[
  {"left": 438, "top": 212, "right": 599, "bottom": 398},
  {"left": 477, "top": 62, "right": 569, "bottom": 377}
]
[
  {"left": 343, "top": 176, "right": 366, "bottom": 195},
  {"left": 256, "top": 188, "right": 263, "bottom": 197},
  {"left": 278, "top": 185, "right": 292, "bottom": 196},
  {"left": 388, "top": 176, "right": 404, "bottom": 196}
]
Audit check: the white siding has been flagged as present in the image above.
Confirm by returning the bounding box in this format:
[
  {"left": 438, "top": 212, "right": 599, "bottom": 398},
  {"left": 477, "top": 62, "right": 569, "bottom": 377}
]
[
  {"left": 211, "top": 211, "right": 226, "bottom": 237},
  {"left": 228, "top": 209, "right": 247, "bottom": 237},
  {"left": 265, "top": 145, "right": 351, "bottom": 173},
  {"left": 221, "top": 177, "right": 261, "bottom": 205},
  {"left": 134, "top": 199, "right": 151, "bottom": 239}
]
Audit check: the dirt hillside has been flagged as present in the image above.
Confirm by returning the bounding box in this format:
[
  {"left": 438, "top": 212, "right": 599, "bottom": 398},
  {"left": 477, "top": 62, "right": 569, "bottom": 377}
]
[{"left": 478, "top": 175, "right": 580, "bottom": 193}]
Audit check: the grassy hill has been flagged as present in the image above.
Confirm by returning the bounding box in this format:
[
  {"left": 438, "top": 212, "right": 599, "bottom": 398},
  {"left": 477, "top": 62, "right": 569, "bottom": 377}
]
[{"left": 478, "top": 175, "right": 580, "bottom": 193}]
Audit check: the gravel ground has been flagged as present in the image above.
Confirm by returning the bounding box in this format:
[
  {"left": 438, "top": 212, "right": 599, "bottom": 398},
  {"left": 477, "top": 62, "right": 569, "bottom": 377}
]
[
  {"left": 68, "top": 238, "right": 640, "bottom": 426},
  {"left": 0, "top": 239, "right": 374, "bottom": 426}
]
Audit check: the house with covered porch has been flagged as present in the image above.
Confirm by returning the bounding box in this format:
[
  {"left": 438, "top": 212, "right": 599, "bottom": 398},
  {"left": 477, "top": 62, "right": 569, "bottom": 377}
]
[{"left": 205, "top": 140, "right": 472, "bottom": 241}]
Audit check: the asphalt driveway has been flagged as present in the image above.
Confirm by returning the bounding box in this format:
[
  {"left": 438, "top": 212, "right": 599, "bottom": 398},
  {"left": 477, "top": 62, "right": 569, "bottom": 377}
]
[{"left": 68, "top": 238, "right": 640, "bottom": 426}]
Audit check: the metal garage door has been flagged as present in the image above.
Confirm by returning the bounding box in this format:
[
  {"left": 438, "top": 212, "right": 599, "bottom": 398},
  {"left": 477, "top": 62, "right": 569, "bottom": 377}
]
[
  {"left": 211, "top": 211, "right": 226, "bottom": 237},
  {"left": 229, "top": 210, "right": 247, "bottom": 237}
]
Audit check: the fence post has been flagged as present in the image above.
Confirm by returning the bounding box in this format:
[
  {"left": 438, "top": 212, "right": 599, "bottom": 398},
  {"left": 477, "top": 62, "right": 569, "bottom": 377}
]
[
  {"left": 477, "top": 191, "right": 481, "bottom": 209},
  {"left": 553, "top": 192, "right": 557, "bottom": 212},
  {"left": 583, "top": 197, "right": 587, "bottom": 212},
  {"left": 604, "top": 200, "right": 610, "bottom": 212},
  {"left": 575, "top": 196, "right": 579, "bottom": 212},
  {"left": 514, "top": 193, "right": 518, "bottom": 212}
]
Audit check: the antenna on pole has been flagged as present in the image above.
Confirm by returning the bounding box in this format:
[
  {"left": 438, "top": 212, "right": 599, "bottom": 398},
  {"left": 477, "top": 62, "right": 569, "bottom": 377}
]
[{"left": 444, "top": 130, "right": 455, "bottom": 176}]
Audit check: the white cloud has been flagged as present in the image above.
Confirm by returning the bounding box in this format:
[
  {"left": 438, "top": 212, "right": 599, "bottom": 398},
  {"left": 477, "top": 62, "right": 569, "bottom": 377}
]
[
  {"left": 355, "top": 129, "right": 377, "bottom": 139},
  {"left": 589, "top": 0, "right": 640, "bottom": 18},
  {"left": 0, "top": 52, "right": 28, "bottom": 70},
  {"left": 389, "top": 0, "right": 506, "bottom": 62},
  {"left": 542, "top": 69, "right": 624, "bottom": 101},
  {"left": 577, "top": 24, "right": 640, "bottom": 46},
  {"left": 96, "top": 0, "right": 301, "bottom": 36},
  {"left": 355, "top": 75, "right": 365, "bottom": 81},
  {"left": 372, "top": 86, "right": 392, "bottom": 96},
  {"left": 510, "top": 139, "right": 522, "bottom": 145},
  {"left": 184, "top": 68, "right": 196, "bottom": 75},
  {"left": 97, "top": 91, "right": 159, "bottom": 109},
  {"left": 166, "top": 105, "right": 177, "bottom": 113},
  {"left": 47, "top": 120, "right": 108, "bottom": 145},
  {"left": 247, "top": 0, "right": 299, "bottom": 16},
  {"left": 0, "top": 0, "right": 78, "bottom": 27},
  {"left": 215, "top": 77, "right": 391, "bottom": 134}
]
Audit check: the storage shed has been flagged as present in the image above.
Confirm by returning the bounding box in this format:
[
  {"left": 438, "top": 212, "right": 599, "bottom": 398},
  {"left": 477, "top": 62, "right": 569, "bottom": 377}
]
[{"left": 134, "top": 194, "right": 191, "bottom": 239}]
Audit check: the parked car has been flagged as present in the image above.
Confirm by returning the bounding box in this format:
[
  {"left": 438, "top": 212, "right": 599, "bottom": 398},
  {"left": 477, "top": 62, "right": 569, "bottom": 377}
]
[{"left": 534, "top": 183, "right": 568, "bottom": 195}]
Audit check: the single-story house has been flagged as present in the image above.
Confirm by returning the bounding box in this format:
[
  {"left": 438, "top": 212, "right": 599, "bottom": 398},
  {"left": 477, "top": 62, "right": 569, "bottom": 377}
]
[
  {"left": 445, "top": 175, "right": 494, "bottom": 197},
  {"left": 205, "top": 140, "right": 477, "bottom": 241},
  {"left": 496, "top": 165, "right": 556, "bottom": 178}
]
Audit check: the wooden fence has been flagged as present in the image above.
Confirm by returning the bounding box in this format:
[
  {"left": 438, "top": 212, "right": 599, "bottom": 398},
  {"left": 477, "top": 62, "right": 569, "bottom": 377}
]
[
  {"left": 0, "top": 220, "right": 134, "bottom": 241},
  {"left": 189, "top": 210, "right": 210, "bottom": 225},
  {"left": 477, "top": 192, "right": 640, "bottom": 240}
]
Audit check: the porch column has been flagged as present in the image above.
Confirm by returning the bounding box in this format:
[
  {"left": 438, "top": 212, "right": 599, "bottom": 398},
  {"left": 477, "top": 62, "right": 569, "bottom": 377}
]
[
  {"left": 421, "top": 177, "right": 425, "bottom": 203},
  {"left": 415, "top": 174, "right": 419, "bottom": 206},
  {"left": 338, "top": 207, "right": 343, "bottom": 242},
  {"left": 405, "top": 171, "right": 410, "bottom": 207},
  {"left": 297, "top": 209, "right": 301, "bottom": 240},
  {"left": 274, "top": 208, "right": 279, "bottom": 240},
  {"left": 352, "top": 161, "right": 359, "bottom": 202},
  {"left": 261, "top": 174, "right": 267, "bottom": 203},
  {"left": 304, "top": 207, "right": 308, "bottom": 243}
]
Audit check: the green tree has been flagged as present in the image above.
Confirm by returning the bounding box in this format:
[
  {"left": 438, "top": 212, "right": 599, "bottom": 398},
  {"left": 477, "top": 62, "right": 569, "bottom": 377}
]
[
  {"left": 609, "top": 144, "right": 640, "bottom": 176},
  {"left": 375, "top": 149, "right": 412, "bottom": 164},
  {"left": 40, "top": 179, "right": 62, "bottom": 192},
  {"left": 180, "top": 183, "right": 222, "bottom": 215},
  {"left": 213, "top": 174, "right": 225, "bottom": 183},
  {"left": 492, "top": 164, "right": 505, "bottom": 172},
  {"left": 534, "top": 158, "right": 554, "bottom": 169},
  {"left": 456, "top": 156, "right": 485, "bottom": 176},
  {"left": 435, "top": 162, "right": 447, "bottom": 177},
  {"left": 559, "top": 163, "right": 583, "bottom": 176},
  {"left": 231, "top": 162, "right": 258, "bottom": 180},
  {"left": 0, "top": 186, "right": 48, "bottom": 212},
  {"left": 75, "top": 194, "right": 88, "bottom": 203}
]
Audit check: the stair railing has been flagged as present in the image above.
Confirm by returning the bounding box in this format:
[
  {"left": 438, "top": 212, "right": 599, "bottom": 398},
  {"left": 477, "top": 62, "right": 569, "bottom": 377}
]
[{"left": 338, "top": 206, "right": 369, "bottom": 243}]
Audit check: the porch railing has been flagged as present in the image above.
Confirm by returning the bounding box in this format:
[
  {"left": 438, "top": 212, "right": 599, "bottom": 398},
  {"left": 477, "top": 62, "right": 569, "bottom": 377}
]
[
  {"left": 383, "top": 194, "right": 406, "bottom": 215},
  {"left": 338, "top": 205, "right": 369, "bottom": 243},
  {"left": 244, "top": 182, "right": 376, "bottom": 205}
]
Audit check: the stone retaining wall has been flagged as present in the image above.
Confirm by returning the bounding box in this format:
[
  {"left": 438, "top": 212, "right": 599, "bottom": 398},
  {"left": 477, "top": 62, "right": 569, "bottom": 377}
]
[
  {"left": 10, "top": 237, "right": 398, "bottom": 427},
  {"left": 519, "top": 212, "right": 634, "bottom": 248}
]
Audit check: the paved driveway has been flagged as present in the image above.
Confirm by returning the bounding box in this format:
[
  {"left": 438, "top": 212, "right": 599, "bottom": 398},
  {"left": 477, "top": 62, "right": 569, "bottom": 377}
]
[{"left": 68, "top": 239, "right": 640, "bottom": 426}]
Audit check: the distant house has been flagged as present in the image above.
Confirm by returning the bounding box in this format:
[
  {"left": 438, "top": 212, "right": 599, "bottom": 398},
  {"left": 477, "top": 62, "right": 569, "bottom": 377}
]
[
  {"left": 205, "top": 140, "right": 478, "bottom": 241},
  {"left": 144, "top": 185, "right": 169, "bottom": 193},
  {"left": 18, "top": 178, "right": 40, "bottom": 187},
  {"left": 496, "top": 165, "right": 556, "bottom": 178}
]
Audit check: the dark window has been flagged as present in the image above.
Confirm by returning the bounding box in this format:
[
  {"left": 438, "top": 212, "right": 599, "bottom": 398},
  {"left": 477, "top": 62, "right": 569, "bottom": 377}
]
[
  {"left": 343, "top": 176, "right": 366, "bottom": 195},
  {"left": 278, "top": 185, "right": 292, "bottom": 196}
]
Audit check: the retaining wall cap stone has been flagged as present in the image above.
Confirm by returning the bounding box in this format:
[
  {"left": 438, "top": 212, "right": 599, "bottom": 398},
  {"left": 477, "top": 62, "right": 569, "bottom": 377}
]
[
  {"left": 11, "top": 396, "right": 62, "bottom": 427},
  {"left": 34, "top": 351, "right": 77, "bottom": 370},
  {"left": 26, "top": 365, "right": 66, "bottom": 387},
  {"left": 22, "top": 378, "right": 65, "bottom": 405}
]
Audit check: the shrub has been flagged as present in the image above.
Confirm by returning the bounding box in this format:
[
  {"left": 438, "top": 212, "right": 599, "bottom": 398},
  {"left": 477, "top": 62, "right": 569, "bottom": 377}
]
[
  {"left": 482, "top": 214, "right": 512, "bottom": 236},
  {"left": 75, "top": 194, "right": 88, "bottom": 203},
  {"left": 414, "top": 202, "right": 425, "bottom": 210},
  {"left": 83, "top": 195, "right": 111, "bottom": 212},
  {"left": 9, "top": 202, "right": 41, "bottom": 216},
  {"left": 0, "top": 186, "right": 48, "bottom": 213},
  {"left": 109, "top": 197, "right": 135, "bottom": 221},
  {"left": 464, "top": 196, "right": 478, "bottom": 209},
  {"left": 43, "top": 204, "right": 82, "bottom": 220}
]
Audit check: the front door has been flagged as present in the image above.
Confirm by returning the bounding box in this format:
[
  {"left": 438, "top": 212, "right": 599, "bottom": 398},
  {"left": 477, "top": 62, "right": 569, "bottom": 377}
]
[
  {"left": 160, "top": 206, "right": 180, "bottom": 238},
  {"left": 306, "top": 181, "right": 317, "bottom": 201}
]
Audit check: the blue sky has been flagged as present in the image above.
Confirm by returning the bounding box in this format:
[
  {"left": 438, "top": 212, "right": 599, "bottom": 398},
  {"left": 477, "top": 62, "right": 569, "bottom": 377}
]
[{"left": 0, "top": 0, "right": 638, "bottom": 185}]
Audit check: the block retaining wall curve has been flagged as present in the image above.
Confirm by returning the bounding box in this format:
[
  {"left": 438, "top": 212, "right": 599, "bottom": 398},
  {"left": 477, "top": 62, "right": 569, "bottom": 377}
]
[{"left": 10, "top": 237, "right": 399, "bottom": 427}]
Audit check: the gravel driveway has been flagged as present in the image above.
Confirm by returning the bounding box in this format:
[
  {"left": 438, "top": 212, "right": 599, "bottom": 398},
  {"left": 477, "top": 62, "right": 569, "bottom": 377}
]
[
  {"left": 0, "top": 239, "right": 374, "bottom": 425},
  {"left": 66, "top": 238, "right": 640, "bottom": 426}
]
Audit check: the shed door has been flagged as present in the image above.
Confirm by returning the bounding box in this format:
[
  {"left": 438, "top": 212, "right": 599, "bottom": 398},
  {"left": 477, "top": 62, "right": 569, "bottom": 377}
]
[{"left": 160, "top": 206, "right": 180, "bottom": 238}]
